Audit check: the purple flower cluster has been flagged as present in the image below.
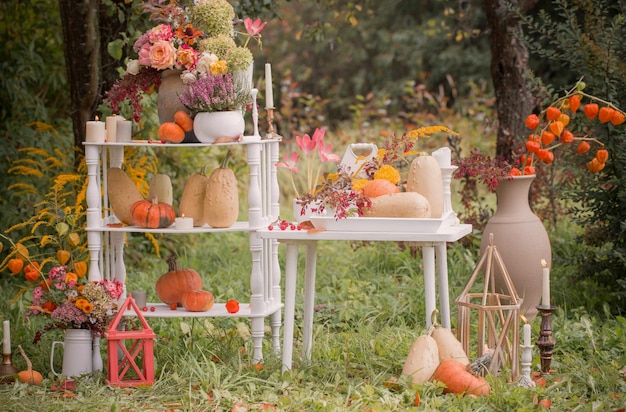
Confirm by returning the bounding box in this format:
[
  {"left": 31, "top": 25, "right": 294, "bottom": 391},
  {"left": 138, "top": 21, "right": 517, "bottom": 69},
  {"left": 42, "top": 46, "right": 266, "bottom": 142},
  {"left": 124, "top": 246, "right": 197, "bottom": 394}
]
[{"left": 179, "top": 73, "right": 246, "bottom": 114}]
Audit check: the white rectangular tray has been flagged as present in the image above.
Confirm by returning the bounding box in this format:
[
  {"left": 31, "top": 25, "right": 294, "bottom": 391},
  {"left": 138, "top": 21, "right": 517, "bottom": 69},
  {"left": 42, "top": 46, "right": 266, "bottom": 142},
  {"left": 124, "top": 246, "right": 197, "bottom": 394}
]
[{"left": 309, "top": 216, "right": 446, "bottom": 233}]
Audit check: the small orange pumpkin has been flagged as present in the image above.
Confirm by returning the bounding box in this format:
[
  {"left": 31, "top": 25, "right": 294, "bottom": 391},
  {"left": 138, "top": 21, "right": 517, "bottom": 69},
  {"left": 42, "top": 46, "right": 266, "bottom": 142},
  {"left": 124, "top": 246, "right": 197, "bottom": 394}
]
[
  {"left": 174, "top": 111, "right": 194, "bottom": 132},
  {"left": 431, "top": 359, "right": 491, "bottom": 396},
  {"left": 182, "top": 289, "right": 214, "bottom": 312},
  {"left": 155, "top": 256, "right": 203, "bottom": 305},
  {"left": 360, "top": 179, "right": 400, "bottom": 198},
  {"left": 130, "top": 197, "right": 176, "bottom": 228},
  {"left": 158, "top": 122, "right": 185, "bottom": 143},
  {"left": 17, "top": 345, "right": 43, "bottom": 385}
]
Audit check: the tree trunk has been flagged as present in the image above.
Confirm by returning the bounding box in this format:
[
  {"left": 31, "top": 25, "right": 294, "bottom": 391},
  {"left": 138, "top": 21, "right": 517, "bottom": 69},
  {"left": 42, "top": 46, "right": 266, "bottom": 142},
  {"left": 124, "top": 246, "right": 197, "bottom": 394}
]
[{"left": 484, "top": 0, "right": 539, "bottom": 162}]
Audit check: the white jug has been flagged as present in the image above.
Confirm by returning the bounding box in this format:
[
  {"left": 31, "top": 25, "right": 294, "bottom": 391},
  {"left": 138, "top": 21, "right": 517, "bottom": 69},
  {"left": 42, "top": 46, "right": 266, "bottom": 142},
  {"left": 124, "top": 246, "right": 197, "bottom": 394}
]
[{"left": 50, "top": 329, "right": 93, "bottom": 379}]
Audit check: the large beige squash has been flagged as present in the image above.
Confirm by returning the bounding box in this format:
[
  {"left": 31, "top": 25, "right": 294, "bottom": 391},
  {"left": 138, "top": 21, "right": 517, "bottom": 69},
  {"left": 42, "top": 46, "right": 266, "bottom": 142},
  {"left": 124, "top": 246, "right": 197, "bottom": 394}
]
[
  {"left": 107, "top": 168, "right": 143, "bottom": 225},
  {"left": 147, "top": 174, "right": 173, "bottom": 205},
  {"left": 406, "top": 155, "right": 444, "bottom": 218},
  {"left": 203, "top": 167, "right": 239, "bottom": 228},
  {"left": 179, "top": 171, "right": 209, "bottom": 227},
  {"left": 401, "top": 334, "right": 440, "bottom": 384},
  {"left": 362, "top": 192, "right": 431, "bottom": 218},
  {"left": 431, "top": 327, "right": 470, "bottom": 366}
]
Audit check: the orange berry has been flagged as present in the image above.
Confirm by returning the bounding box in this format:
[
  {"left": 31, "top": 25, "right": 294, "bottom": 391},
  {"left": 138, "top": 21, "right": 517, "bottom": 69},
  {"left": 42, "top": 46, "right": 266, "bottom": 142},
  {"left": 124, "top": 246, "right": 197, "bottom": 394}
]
[
  {"left": 568, "top": 94, "right": 581, "bottom": 113},
  {"left": 584, "top": 103, "right": 599, "bottom": 119},
  {"left": 509, "top": 167, "right": 522, "bottom": 176},
  {"left": 546, "top": 106, "right": 561, "bottom": 121},
  {"left": 524, "top": 166, "right": 536, "bottom": 175},
  {"left": 526, "top": 140, "right": 540, "bottom": 153},
  {"left": 525, "top": 114, "right": 540, "bottom": 129},
  {"left": 610, "top": 110, "right": 625, "bottom": 125},
  {"left": 549, "top": 121, "right": 564, "bottom": 136},
  {"left": 598, "top": 107, "right": 614, "bottom": 123},
  {"left": 577, "top": 141, "right": 591, "bottom": 155},
  {"left": 8, "top": 258, "right": 24, "bottom": 275},
  {"left": 557, "top": 113, "right": 570, "bottom": 127},
  {"left": 560, "top": 130, "right": 574, "bottom": 143},
  {"left": 541, "top": 131, "right": 555, "bottom": 145},
  {"left": 595, "top": 149, "right": 609, "bottom": 163},
  {"left": 587, "top": 158, "right": 605, "bottom": 173}
]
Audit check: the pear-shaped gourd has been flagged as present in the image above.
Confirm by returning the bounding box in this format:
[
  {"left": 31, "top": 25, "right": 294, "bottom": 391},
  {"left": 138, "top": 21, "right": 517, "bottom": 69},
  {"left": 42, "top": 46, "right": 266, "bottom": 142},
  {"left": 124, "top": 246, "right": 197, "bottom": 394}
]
[
  {"left": 402, "top": 333, "right": 440, "bottom": 384},
  {"left": 204, "top": 152, "right": 239, "bottom": 228},
  {"left": 406, "top": 155, "right": 444, "bottom": 218},
  {"left": 107, "top": 168, "right": 143, "bottom": 225},
  {"left": 148, "top": 173, "right": 173, "bottom": 205},
  {"left": 179, "top": 169, "right": 209, "bottom": 227}
]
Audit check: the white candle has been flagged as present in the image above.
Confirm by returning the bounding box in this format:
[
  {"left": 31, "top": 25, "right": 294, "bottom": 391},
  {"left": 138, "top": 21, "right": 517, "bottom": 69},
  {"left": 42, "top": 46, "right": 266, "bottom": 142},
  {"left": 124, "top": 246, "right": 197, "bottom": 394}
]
[
  {"left": 541, "top": 259, "right": 550, "bottom": 307},
  {"left": 175, "top": 215, "right": 193, "bottom": 230},
  {"left": 523, "top": 323, "right": 531, "bottom": 346},
  {"left": 116, "top": 119, "right": 132, "bottom": 142},
  {"left": 106, "top": 115, "right": 120, "bottom": 142},
  {"left": 2, "top": 320, "right": 10, "bottom": 354},
  {"left": 432, "top": 147, "right": 452, "bottom": 168},
  {"left": 265, "top": 63, "right": 274, "bottom": 109},
  {"left": 86, "top": 117, "right": 106, "bottom": 142}
]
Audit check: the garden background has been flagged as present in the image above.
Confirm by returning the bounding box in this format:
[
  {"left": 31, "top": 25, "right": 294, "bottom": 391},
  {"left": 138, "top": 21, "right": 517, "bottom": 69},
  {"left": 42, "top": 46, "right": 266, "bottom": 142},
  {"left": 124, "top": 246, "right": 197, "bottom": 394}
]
[{"left": 0, "top": 0, "right": 625, "bottom": 410}]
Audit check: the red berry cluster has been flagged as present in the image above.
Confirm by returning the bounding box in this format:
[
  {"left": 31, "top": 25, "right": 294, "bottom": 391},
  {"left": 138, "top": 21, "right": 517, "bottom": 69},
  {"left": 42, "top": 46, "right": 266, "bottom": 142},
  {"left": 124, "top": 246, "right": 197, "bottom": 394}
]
[
  {"left": 140, "top": 306, "right": 157, "bottom": 312},
  {"left": 267, "top": 218, "right": 303, "bottom": 231}
]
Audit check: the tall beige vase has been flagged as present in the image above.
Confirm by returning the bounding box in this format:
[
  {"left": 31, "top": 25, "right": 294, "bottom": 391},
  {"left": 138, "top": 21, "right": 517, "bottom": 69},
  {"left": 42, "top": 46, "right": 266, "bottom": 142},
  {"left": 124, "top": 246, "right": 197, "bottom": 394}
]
[
  {"left": 157, "top": 69, "right": 186, "bottom": 124},
  {"left": 479, "top": 174, "right": 551, "bottom": 320}
]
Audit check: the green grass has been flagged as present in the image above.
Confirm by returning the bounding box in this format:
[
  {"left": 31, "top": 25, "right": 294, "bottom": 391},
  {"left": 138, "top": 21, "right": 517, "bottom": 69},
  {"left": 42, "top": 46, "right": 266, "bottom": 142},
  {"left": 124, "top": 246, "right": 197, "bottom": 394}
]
[{"left": 1, "top": 222, "right": 625, "bottom": 411}]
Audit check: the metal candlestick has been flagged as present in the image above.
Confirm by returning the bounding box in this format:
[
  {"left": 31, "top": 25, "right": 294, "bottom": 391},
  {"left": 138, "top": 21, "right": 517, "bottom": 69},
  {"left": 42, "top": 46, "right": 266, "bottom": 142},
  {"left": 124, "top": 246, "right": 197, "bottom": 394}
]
[
  {"left": 518, "top": 344, "right": 535, "bottom": 387},
  {"left": 536, "top": 305, "right": 557, "bottom": 375},
  {"left": 0, "top": 353, "right": 18, "bottom": 384},
  {"left": 265, "top": 107, "right": 281, "bottom": 140}
]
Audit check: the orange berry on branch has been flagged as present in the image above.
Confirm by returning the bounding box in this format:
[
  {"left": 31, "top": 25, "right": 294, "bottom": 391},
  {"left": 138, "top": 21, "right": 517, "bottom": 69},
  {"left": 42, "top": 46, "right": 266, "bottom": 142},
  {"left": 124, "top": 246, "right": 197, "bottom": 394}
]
[
  {"left": 568, "top": 94, "right": 581, "bottom": 113},
  {"left": 577, "top": 141, "right": 591, "bottom": 155},
  {"left": 526, "top": 140, "right": 540, "bottom": 153},
  {"left": 557, "top": 113, "right": 570, "bottom": 127},
  {"left": 541, "top": 131, "right": 555, "bottom": 145},
  {"left": 587, "top": 157, "right": 605, "bottom": 173},
  {"left": 595, "top": 149, "right": 609, "bottom": 163},
  {"left": 546, "top": 106, "right": 561, "bottom": 121},
  {"left": 524, "top": 166, "right": 536, "bottom": 175},
  {"left": 610, "top": 110, "right": 625, "bottom": 126},
  {"left": 549, "top": 121, "right": 564, "bottom": 136},
  {"left": 8, "top": 258, "right": 24, "bottom": 275},
  {"left": 584, "top": 103, "right": 599, "bottom": 119},
  {"left": 525, "top": 114, "right": 540, "bottom": 129},
  {"left": 560, "top": 130, "right": 574, "bottom": 143},
  {"left": 598, "top": 107, "right": 614, "bottom": 123}
]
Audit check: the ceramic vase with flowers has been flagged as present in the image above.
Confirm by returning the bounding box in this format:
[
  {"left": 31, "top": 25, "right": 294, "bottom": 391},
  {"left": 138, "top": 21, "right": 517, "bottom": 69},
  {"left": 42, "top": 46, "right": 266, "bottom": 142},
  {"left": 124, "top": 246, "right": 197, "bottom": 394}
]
[
  {"left": 457, "top": 80, "right": 625, "bottom": 319},
  {"left": 27, "top": 265, "right": 124, "bottom": 380},
  {"left": 105, "top": 0, "right": 266, "bottom": 126}
]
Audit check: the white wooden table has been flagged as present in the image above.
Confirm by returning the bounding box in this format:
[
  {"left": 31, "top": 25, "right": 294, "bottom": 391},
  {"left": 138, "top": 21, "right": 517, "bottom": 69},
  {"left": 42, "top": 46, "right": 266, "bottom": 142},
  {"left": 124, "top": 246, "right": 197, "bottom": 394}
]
[{"left": 257, "top": 223, "right": 472, "bottom": 371}]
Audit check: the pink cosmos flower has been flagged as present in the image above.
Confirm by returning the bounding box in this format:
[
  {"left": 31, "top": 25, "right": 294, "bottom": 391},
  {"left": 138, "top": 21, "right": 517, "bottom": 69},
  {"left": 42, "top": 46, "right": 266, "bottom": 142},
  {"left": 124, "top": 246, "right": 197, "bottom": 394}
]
[{"left": 244, "top": 18, "right": 267, "bottom": 36}]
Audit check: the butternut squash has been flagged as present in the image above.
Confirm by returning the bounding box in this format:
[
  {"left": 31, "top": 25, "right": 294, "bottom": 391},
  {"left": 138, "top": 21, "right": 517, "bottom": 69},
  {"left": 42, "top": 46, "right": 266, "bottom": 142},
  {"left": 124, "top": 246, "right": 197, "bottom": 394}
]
[
  {"left": 431, "top": 326, "right": 470, "bottom": 366},
  {"left": 203, "top": 166, "right": 239, "bottom": 228},
  {"left": 148, "top": 173, "right": 173, "bottom": 206},
  {"left": 401, "top": 333, "right": 440, "bottom": 384},
  {"left": 362, "top": 192, "right": 431, "bottom": 218},
  {"left": 179, "top": 169, "right": 209, "bottom": 227},
  {"left": 406, "top": 155, "right": 444, "bottom": 218},
  {"left": 107, "top": 168, "right": 143, "bottom": 225}
]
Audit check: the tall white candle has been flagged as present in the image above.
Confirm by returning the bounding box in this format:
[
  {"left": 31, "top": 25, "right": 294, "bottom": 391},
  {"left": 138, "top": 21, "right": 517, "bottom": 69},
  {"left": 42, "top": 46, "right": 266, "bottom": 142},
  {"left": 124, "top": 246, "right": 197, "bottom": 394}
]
[
  {"left": 86, "top": 117, "right": 106, "bottom": 142},
  {"left": 523, "top": 323, "right": 531, "bottom": 346},
  {"left": 2, "top": 320, "right": 10, "bottom": 354},
  {"left": 265, "top": 63, "right": 274, "bottom": 109},
  {"left": 106, "top": 115, "right": 120, "bottom": 142},
  {"left": 541, "top": 259, "right": 550, "bottom": 307},
  {"left": 116, "top": 119, "right": 132, "bottom": 142}
]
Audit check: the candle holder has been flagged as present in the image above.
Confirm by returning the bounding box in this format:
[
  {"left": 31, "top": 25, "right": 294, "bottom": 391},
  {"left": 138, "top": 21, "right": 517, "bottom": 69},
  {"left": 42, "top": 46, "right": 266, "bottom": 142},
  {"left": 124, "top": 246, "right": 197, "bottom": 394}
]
[
  {"left": 518, "top": 344, "right": 535, "bottom": 388},
  {"left": 0, "top": 353, "right": 18, "bottom": 384},
  {"left": 535, "top": 305, "right": 557, "bottom": 375},
  {"left": 265, "top": 107, "right": 281, "bottom": 140}
]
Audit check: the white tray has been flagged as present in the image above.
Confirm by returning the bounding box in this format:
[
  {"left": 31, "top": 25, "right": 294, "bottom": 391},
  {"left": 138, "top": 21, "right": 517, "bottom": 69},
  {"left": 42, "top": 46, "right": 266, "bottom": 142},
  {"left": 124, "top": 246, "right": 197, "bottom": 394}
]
[{"left": 309, "top": 216, "right": 446, "bottom": 233}]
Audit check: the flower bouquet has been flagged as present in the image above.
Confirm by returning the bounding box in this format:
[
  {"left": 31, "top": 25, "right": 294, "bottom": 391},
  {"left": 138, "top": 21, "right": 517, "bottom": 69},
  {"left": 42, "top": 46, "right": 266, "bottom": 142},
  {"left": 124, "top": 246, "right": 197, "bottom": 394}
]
[
  {"left": 27, "top": 265, "right": 124, "bottom": 341},
  {"left": 105, "top": 0, "right": 266, "bottom": 122}
]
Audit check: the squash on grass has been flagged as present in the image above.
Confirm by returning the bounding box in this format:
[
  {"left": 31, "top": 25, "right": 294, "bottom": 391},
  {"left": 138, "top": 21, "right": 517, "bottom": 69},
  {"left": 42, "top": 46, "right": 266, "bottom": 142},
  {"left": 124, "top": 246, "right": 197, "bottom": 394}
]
[
  {"left": 204, "top": 150, "right": 239, "bottom": 228},
  {"left": 179, "top": 168, "right": 209, "bottom": 227},
  {"left": 155, "top": 256, "right": 203, "bottom": 305},
  {"left": 431, "top": 326, "right": 470, "bottom": 366},
  {"left": 107, "top": 168, "right": 143, "bottom": 225},
  {"left": 431, "top": 359, "right": 491, "bottom": 396},
  {"left": 401, "top": 331, "right": 440, "bottom": 384},
  {"left": 148, "top": 174, "right": 173, "bottom": 206}
]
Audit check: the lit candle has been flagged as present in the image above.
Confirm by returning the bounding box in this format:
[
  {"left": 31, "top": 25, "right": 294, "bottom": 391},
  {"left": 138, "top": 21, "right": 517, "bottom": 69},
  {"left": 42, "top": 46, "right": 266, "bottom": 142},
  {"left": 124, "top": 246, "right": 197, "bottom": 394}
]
[
  {"left": 86, "top": 116, "right": 106, "bottom": 143},
  {"left": 3, "top": 320, "right": 10, "bottom": 354},
  {"left": 523, "top": 322, "right": 531, "bottom": 346},
  {"left": 265, "top": 63, "right": 274, "bottom": 109},
  {"left": 106, "top": 115, "right": 120, "bottom": 142},
  {"left": 116, "top": 119, "right": 132, "bottom": 143},
  {"left": 541, "top": 259, "right": 550, "bottom": 307},
  {"left": 175, "top": 215, "right": 193, "bottom": 230}
]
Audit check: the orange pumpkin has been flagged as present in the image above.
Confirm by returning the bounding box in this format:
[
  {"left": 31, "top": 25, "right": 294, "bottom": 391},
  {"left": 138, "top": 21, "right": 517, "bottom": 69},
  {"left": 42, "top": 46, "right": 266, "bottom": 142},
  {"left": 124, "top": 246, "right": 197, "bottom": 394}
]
[
  {"left": 360, "top": 179, "right": 400, "bottom": 198},
  {"left": 174, "top": 111, "right": 194, "bottom": 132},
  {"left": 158, "top": 122, "right": 185, "bottom": 143},
  {"left": 155, "top": 256, "right": 203, "bottom": 305},
  {"left": 431, "top": 359, "right": 491, "bottom": 396},
  {"left": 181, "top": 289, "right": 214, "bottom": 312},
  {"left": 130, "top": 197, "right": 176, "bottom": 228}
]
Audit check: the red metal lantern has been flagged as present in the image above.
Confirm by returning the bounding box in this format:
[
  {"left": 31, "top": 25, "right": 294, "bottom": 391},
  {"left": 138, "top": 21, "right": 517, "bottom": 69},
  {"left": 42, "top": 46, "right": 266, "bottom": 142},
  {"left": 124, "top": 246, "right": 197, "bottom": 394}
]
[{"left": 105, "top": 296, "right": 156, "bottom": 387}]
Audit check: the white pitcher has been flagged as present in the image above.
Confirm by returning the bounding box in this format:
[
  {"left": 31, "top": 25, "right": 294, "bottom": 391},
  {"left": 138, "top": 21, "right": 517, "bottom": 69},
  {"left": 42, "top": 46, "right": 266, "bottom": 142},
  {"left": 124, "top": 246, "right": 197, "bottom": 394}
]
[{"left": 50, "top": 329, "right": 93, "bottom": 379}]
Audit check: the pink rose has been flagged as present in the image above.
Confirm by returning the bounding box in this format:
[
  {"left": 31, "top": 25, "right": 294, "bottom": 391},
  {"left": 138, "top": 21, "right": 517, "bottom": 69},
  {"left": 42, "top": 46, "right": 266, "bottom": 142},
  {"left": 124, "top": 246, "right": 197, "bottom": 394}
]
[
  {"left": 138, "top": 43, "right": 151, "bottom": 66},
  {"left": 149, "top": 40, "right": 176, "bottom": 70}
]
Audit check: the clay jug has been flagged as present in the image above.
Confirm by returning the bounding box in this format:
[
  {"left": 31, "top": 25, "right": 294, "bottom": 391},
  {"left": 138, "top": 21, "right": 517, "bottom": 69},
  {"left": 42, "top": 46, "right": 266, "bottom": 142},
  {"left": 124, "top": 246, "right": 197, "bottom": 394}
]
[
  {"left": 480, "top": 175, "right": 551, "bottom": 320},
  {"left": 157, "top": 69, "right": 186, "bottom": 124}
]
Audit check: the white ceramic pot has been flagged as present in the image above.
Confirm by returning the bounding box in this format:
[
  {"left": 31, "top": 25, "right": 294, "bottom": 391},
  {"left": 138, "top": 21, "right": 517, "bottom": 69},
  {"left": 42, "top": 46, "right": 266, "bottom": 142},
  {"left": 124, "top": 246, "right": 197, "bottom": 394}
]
[
  {"left": 50, "top": 329, "right": 93, "bottom": 379},
  {"left": 193, "top": 111, "right": 245, "bottom": 143}
]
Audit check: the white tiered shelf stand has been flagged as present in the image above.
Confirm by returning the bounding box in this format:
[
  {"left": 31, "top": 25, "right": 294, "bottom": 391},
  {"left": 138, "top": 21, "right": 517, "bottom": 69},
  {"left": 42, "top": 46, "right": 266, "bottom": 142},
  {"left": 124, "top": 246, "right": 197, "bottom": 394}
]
[{"left": 84, "top": 100, "right": 282, "bottom": 363}]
